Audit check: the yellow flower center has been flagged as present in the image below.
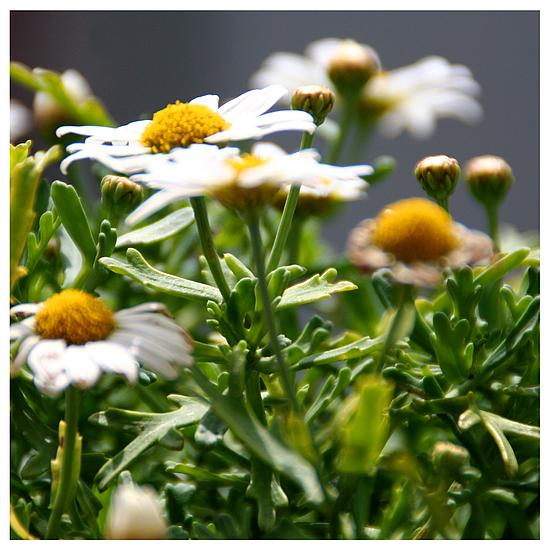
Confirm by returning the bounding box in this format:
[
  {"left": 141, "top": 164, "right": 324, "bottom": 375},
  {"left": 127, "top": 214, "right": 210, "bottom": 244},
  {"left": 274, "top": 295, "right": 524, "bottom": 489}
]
[
  {"left": 212, "top": 154, "right": 278, "bottom": 211},
  {"left": 35, "top": 289, "right": 115, "bottom": 345},
  {"left": 141, "top": 101, "right": 230, "bottom": 153},
  {"left": 371, "top": 198, "right": 459, "bottom": 263}
]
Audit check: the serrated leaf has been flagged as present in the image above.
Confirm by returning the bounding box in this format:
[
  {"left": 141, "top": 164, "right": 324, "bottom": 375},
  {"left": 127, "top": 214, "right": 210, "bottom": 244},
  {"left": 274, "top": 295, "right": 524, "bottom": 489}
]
[
  {"left": 473, "top": 248, "right": 530, "bottom": 287},
  {"left": 89, "top": 395, "right": 210, "bottom": 491},
  {"left": 100, "top": 248, "right": 222, "bottom": 303},
  {"left": 116, "top": 207, "right": 195, "bottom": 247},
  {"left": 165, "top": 461, "right": 249, "bottom": 488},
  {"left": 276, "top": 268, "right": 357, "bottom": 310}
]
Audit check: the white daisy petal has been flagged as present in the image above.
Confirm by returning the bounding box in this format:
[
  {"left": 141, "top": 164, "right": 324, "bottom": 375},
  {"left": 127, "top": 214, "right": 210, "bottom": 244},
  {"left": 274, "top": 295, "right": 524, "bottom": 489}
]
[
  {"left": 189, "top": 94, "right": 220, "bottom": 112},
  {"left": 10, "top": 317, "right": 37, "bottom": 340},
  {"left": 12, "top": 334, "right": 41, "bottom": 376},
  {"left": 27, "top": 339, "right": 70, "bottom": 397},
  {"left": 85, "top": 341, "right": 139, "bottom": 384},
  {"left": 64, "top": 345, "right": 103, "bottom": 390},
  {"left": 219, "top": 85, "right": 287, "bottom": 120}
]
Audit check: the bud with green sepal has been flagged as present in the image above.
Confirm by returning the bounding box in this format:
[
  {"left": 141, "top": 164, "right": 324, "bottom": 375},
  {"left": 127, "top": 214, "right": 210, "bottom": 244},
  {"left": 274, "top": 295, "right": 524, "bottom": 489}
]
[
  {"left": 465, "top": 155, "right": 514, "bottom": 247},
  {"left": 291, "top": 85, "right": 335, "bottom": 127},
  {"left": 415, "top": 155, "right": 460, "bottom": 212},
  {"left": 101, "top": 175, "right": 144, "bottom": 225}
]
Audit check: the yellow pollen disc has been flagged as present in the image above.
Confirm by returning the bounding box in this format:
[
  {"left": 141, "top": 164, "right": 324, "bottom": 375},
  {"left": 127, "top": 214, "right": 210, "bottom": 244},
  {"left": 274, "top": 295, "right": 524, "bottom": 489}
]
[
  {"left": 225, "top": 153, "right": 267, "bottom": 173},
  {"left": 35, "top": 289, "right": 115, "bottom": 345},
  {"left": 141, "top": 101, "right": 230, "bottom": 153},
  {"left": 371, "top": 198, "right": 459, "bottom": 263}
]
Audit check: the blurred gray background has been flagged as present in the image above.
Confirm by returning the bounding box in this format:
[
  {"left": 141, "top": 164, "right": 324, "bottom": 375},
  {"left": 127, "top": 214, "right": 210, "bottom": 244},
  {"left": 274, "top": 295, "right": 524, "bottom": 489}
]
[{"left": 10, "top": 11, "right": 540, "bottom": 250}]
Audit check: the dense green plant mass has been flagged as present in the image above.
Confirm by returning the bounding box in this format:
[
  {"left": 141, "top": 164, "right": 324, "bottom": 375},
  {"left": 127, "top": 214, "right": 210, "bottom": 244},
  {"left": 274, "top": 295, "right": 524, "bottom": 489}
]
[{"left": 10, "top": 50, "right": 539, "bottom": 540}]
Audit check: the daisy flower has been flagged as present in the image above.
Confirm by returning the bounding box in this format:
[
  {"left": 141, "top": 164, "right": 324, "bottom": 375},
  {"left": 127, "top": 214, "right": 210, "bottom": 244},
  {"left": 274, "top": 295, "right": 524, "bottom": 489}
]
[
  {"left": 10, "top": 289, "right": 193, "bottom": 397},
  {"left": 250, "top": 38, "right": 482, "bottom": 140},
  {"left": 360, "top": 56, "right": 483, "bottom": 140},
  {"left": 125, "top": 142, "right": 372, "bottom": 223},
  {"left": 56, "top": 85, "right": 316, "bottom": 175},
  {"left": 347, "top": 197, "right": 494, "bottom": 287}
]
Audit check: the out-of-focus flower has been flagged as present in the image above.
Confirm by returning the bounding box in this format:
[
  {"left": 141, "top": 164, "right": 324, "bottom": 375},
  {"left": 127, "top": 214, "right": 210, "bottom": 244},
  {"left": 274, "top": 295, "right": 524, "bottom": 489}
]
[
  {"left": 10, "top": 99, "right": 33, "bottom": 143},
  {"left": 250, "top": 38, "right": 482, "bottom": 140},
  {"left": 126, "top": 142, "right": 372, "bottom": 221},
  {"left": 347, "top": 197, "right": 493, "bottom": 287},
  {"left": 33, "top": 69, "right": 94, "bottom": 139},
  {"left": 360, "top": 56, "right": 483, "bottom": 139},
  {"left": 10, "top": 290, "right": 193, "bottom": 397},
  {"left": 105, "top": 481, "right": 167, "bottom": 540},
  {"left": 250, "top": 38, "right": 381, "bottom": 96},
  {"left": 56, "top": 85, "right": 316, "bottom": 175}
]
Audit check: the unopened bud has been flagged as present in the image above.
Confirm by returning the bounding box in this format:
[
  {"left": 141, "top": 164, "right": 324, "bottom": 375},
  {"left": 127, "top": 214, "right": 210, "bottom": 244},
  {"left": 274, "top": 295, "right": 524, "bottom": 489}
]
[
  {"left": 464, "top": 155, "right": 514, "bottom": 207},
  {"left": 415, "top": 155, "right": 460, "bottom": 203},
  {"left": 430, "top": 441, "right": 471, "bottom": 477},
  {"left": 327, "top": 40, "right": 380, "bottom": 95},
  {"left": 291, "top": 85, "right": 335, "bottom": 126},
  {"left": 33, "top": 69, "right": 93, "bottom": 141},
  {"left": 101, "top": 175, "right": 144, "bottom": 219},
  {"left": 105, "top": 481, "right": 167, "bottom": 540}
]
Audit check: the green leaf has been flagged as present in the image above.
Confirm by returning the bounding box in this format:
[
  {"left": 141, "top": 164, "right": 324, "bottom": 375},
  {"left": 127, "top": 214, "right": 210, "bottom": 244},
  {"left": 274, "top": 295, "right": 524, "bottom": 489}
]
[
  {"left": 339, "top": 375, "right": 394, "bottom": 474},
  {"left": 190, "top": 364, "right": 325, "bottom": 505},
  {"left": 194, "top": 408, "right": 229, "bottom": 450},
  {"left": 116, "top": 207, "right": 195, "bottom": 247},
  {"left": 473, "top": 248, "right": 530, "bottom": 287},
  {"left": 100, "top": 248, "right": 222, "bottom": 303},
  {"left": 51, "top": 180, "right": 97, "bottom": 288},
  {"left": 481, "top": 295, "right": 539, "bottom": 372},
  {"left": 89, "top": 395, "right": 210, "bottom": 491},
  {"left": 430, "top": 312, "right": 474, "bottom": 384},
  {"left": 276, "top": 268, "right": 357, "bottom": 310},
  {"left": 165, "top": 461, "right": 249, "bottom": 489}
]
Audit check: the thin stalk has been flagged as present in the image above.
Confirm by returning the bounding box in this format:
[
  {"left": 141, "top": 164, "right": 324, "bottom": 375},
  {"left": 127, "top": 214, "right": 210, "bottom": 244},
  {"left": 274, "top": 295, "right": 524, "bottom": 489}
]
[
  {"left": 266, "top": 182, "right": 301, "bottom": 273},
  {"left": 300, "top": 129, "right": 316, "bottom": 151},
  {"left": 190, "top": 196, "right": 231, "bottom": 303},
  {"left": 45, "top": 386, "right": 82, "bottom": 540},
  {"left": 485, "top": 202, "right": 501, "bottom": 250},
  {"left": 436, "top": 195, "right": 450, "bottom": 214},
  {"left": 326, "top": 94, "right": 359, "bottom": 165},
  {"left": 245, "top": 210, "right": 299, "bottom": 413},
  {"left": 375, "top": 284, "right": 416, "bottom": 372}
]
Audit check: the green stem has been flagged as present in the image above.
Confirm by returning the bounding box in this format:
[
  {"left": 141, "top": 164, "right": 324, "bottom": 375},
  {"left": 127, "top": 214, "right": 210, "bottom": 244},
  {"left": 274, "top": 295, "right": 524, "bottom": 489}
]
[
  {"left": 300, "top": 130, "right": 316, "bottom": 151},
  {"left": 375, "top": 284, "right": 416, "bottom": 372},
  {"left": 45, "top": 386, "right": 82, "bottom": 540},
  {"left": 436, "top": 195, "right": 450, "bottom": 214},
  {"left": 245, "top": 210, "right": 299, "bottom": 413},
  {"left": 485, "top": 202, "right": 501, "bottom": 250},
  {"left": 326, "top": 94, "right": 359, "bottom": 165},
  {"left": 190, "top": 196, "right": 231, "bottom": 303},
  {"left": 266, "top": 183, "right": 302, "bottom": 273}
]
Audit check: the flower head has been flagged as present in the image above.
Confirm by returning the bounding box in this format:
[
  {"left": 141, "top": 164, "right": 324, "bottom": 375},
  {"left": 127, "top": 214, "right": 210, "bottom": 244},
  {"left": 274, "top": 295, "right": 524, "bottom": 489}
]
[
  {"left": 126, "top": 142, "right": 372, "bottom": 222},
  {"left": 56, "top": 85, "right": 316, "bottom": 175},
  {"left": 10, "top": 290, "right": 193, "bottom": 397},
  {"left": 250, "top": 39, "right": 482, "bottom": 140},
  {"left": 464, "top": 155, "right": 514, "bottom": 207},
  {"left": 360, "top": 56, "right": 483, "bottom": 139},
  {"left": 347, "top": 197, "right": 493, "bottom": 286},
  {"left": 415, "top": 155, "right": 461, "bottom": 203}
]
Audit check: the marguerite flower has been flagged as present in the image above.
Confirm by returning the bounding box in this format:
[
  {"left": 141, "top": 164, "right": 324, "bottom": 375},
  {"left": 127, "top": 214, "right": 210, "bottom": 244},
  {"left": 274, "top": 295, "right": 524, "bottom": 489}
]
[
  {"left": 10, "top": 290, "right": 193, "bottom": 397},
  {"left": 56, "top": 85, "right": 316, "bottom": 175},
  {"left": 125, "top": 142, "right": 372, "bottom": 223},
  {"left": 250, "top": 38, "right": 482, "bottom": 140},
  {"left": 347, "top": 197, "right": 494, "bottom": 287}
]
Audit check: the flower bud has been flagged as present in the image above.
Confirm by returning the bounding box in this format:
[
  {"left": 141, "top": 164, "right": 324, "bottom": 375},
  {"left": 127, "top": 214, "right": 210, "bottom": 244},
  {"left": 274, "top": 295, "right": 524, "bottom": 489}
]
[
  {"left": 415, "top": 155, "right": 460, "bottom": 203},
  {"left": 101, "top": 175, "right": 144, "bottom": 219},
  {"left": 464, "top": 155, "right": 514, "bottom": 206},
  {"left": 291, "top": 85, "right": 335, "bottom": 126},
  {"left": 105, "top": 481, "right": 167, "bottom": 540},
  {"left": 327, "top": 40, "right": 380, "bottom": 95},
  {"left": 33, "top": 69, "right": 93, "bottom": 141},
  {"left": 430, "top": 441, "right": 470, "bottom": 477}
]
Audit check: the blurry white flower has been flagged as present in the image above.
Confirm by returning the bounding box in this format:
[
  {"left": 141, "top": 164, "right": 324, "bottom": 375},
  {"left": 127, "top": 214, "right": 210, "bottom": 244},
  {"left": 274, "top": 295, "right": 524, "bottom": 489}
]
[
  {"left": 251, "top": 38, "right": 482, "bottom": 140},
  {"left": 10, "top": 290, "right": 193, "bottom": 397},
  {"left": 105, "top": 482, "right": 167, "bottom": 540},
  {"left": 361, "top": 56, "right": 483, "bottom": 139},
  {"left": 126, "top": 142, "right": 371, "bottom": 221},
  {"left": 10, "top": 99, "right": 33, "bottom": 143},
  {"left": 56, "top": 85, "right": 316, "bottom": 174}
]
